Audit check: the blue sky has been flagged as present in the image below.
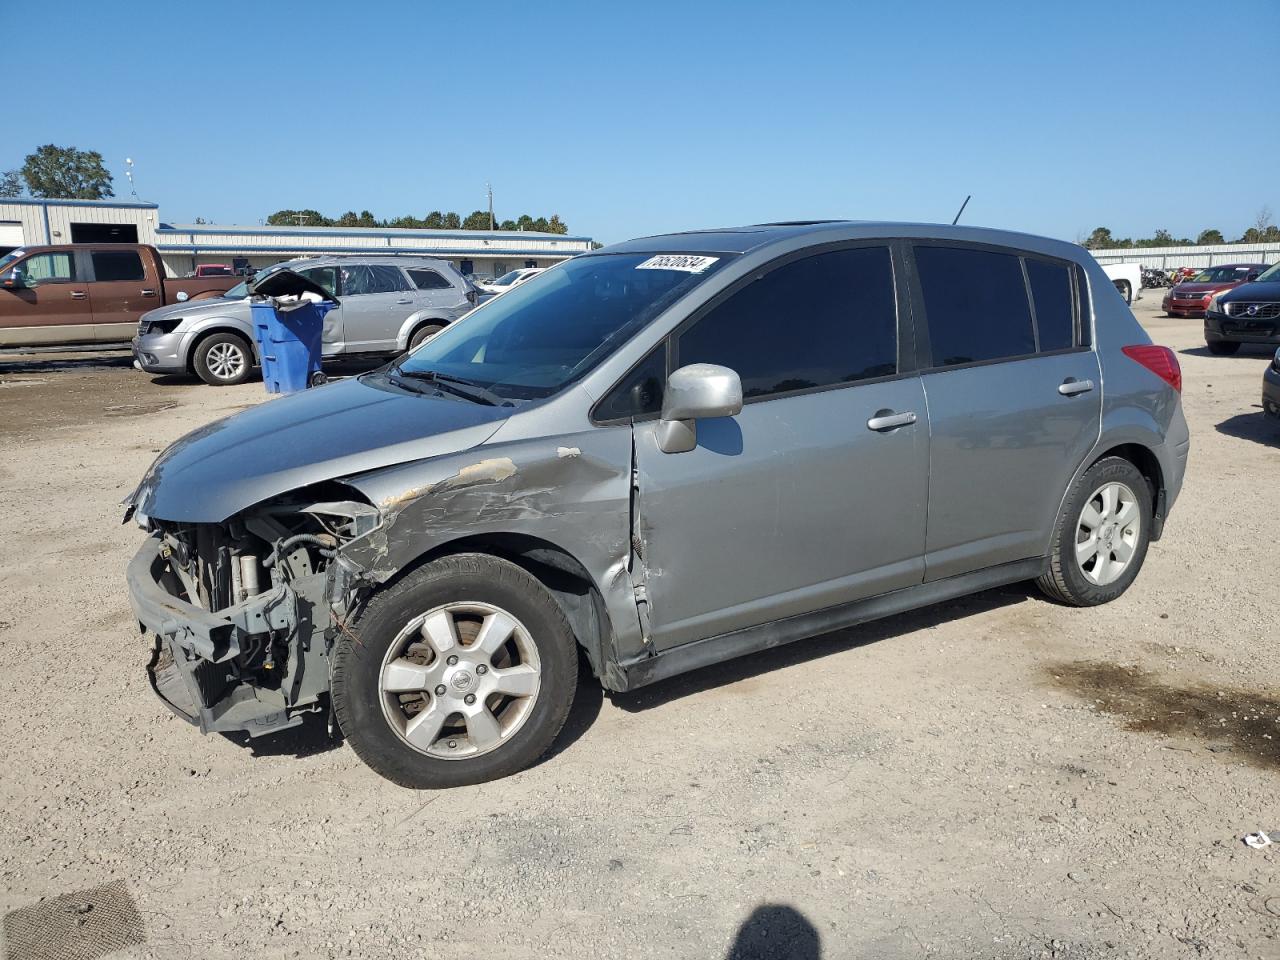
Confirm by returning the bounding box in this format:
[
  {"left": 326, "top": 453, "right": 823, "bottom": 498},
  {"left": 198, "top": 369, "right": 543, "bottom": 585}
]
[{"left": 7, "top": 0, "right": 1277, "bottom": 244}]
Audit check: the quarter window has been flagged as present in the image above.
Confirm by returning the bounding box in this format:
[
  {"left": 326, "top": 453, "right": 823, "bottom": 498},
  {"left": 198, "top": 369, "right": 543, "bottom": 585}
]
[
  {"left": 915, "top": 245, "right": 1035, "bottom": 366},
  {"left": 1025, "top": 258, "right": 1075, "bottom": 352},
  {"left": 596, "top": 345, "right": 667, "bottom": 421},
  {"left": 677, "top": 246, "right": 898, "bottom": 400},
  {"left": 90, "top": 249, "right": 145, "bottom": 282},
  {"left": 408, "top": 268, "right": 452, "bottom": 291}
]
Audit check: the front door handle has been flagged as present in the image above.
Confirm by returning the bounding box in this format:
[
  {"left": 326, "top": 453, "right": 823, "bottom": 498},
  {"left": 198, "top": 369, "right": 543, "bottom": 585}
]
[
  {"left": 1058, "top": 378, "right": 1095, "bottom": 396},
  {"left": 396, "top": 298, "right": 413, "bottom": 304},
  {"left": 866, "top": 410, "right": 918, "bottom": 432},
  {"left": 140, "top": 288, "right": 157, "bottom": 297},
  {"left": 69, "top": 290, "right": 87, "bottom": 300}
]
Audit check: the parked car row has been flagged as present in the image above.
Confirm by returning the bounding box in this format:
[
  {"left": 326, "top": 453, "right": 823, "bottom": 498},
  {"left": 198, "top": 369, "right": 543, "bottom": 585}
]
[
  {"left": 1162, "top": 263, "right": 1269, "bottom": 319},
  {"left": 1201, "top": 261, "right": 1280, "bottom": 355}
]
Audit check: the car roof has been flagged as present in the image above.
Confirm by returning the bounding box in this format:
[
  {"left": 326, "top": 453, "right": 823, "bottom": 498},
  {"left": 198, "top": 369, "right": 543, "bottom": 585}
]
[
  {"left": 596, "top": 220, "right": 1087, "bottom": 262},
  {"left": 281, "top": 254, "right": 456, "bottom": 270}
]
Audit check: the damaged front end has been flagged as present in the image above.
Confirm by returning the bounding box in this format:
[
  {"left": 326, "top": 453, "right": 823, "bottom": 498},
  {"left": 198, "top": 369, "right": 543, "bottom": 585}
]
[{"left": 127, "top": 489, "right": 379, "bottom": 737}]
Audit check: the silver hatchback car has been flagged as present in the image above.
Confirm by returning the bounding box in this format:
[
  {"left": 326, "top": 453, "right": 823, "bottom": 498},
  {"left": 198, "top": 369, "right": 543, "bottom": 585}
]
[
  {"left": 124, "top": 222, "right": 1189, "bottom": 787},
  {"left": 133, "top": 255, "right": 475, "bottom": 385}
]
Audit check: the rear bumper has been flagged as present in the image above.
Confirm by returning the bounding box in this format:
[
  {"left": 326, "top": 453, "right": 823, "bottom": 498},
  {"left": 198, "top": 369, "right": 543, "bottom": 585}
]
[
  {"left": 128, "top": 536, "right": 304, "bottom": 737},
  {"left": 1264, "top": 364, "right": 1280, "bottom": 419},
  {"left": 1205, "top": 310, "right": 1280, "bottom": 345}
]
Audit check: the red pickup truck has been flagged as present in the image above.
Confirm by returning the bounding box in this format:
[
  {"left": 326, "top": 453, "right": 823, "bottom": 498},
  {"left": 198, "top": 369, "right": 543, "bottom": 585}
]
[{"left": 0, "top": 244, "right": 239, "bottom": 348}]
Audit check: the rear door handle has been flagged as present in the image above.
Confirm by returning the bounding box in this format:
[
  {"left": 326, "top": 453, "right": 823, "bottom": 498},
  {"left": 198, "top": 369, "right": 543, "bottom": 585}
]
[
  {"left": 1058, "top": 378, "right": 1095, "bottom": 396},
  {"left": 866, "top": 410, "right": 918, "bottom": 432},
  {"left": 140, "top": 288, "right": 157, "bottom": 297},
  {"left": 396, "top": 298, "right": 413, "bottom": 304},
  {"left": 69, "top": 290, "right": 87, "bottom": 300}
]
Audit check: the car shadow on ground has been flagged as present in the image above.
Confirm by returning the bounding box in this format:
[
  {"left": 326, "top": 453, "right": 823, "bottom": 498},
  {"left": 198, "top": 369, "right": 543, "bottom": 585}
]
[
  {"left": 148, "top": 357, "right": 387, "bottom": 388},
  {"left": 0, "top": 353, "right": 133, "bottom": 375},
  {"left": 727, "top": 904, "right": 821, "bottom": 960},
  {"left": 1216, "top": 409, "right": 1280, "bottom": 448},
  {"left": 610, "top": 583, "right": 1035, "bottom": 713},
  {"left": 1179, "top": 345, "right": 1274, "bottom": 359}
]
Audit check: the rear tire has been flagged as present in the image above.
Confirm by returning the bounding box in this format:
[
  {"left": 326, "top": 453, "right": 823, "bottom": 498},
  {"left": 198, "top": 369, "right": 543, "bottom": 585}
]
[
  {"left": 193, "top": 332, "right": 253, "bottom": 386},
  {"left": 1037, "top": 457, "right": 1152, "bottom": 607},
  {"left": 409, "top": 322, "right": 445, "bottom": 350},
  {"left": 332, "top": 553, "right": 578, "bottom": 788},
  {"left": 1114, "top": 280, "right": 1132, "bottom": 305},
  {"left": 1207, "top": 339, "right": 1240, "bottom": 356}
]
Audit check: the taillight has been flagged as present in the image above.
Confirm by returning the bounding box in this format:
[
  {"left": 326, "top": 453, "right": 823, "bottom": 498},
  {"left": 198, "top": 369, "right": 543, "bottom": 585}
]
[{"left": 1122, "top": 344, "right": 1182, "bottom": 393}]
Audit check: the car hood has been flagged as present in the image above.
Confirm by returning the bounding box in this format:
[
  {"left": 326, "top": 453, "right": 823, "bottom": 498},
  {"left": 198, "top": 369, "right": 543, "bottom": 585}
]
[
  {"left": 1171, "top": 282, "right": 1234, "bottom": 295},
  {"left": 140, "top": 295, "right": 249, "bottom": 325},
  {"left": 128, "top": 377, "right": 511, "bottom": 523},
  {"left": 1220, "top": 280, "right": 1280, "bottom": 303}
]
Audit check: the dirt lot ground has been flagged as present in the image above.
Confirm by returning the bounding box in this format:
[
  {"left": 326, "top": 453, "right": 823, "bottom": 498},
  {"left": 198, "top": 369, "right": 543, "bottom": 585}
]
[{"left": 1, "top": 296, "right": 1277, "bottom": 960}]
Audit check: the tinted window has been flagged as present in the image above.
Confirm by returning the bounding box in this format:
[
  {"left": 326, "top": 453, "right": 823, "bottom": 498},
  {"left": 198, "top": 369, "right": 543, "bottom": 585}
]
[
  {"left": 596, "top": 345, "right": 666, "bottom": 421},
  {"left": 677, "top": 246, "right": 897, "bottom": 399},
  {"left": 915, "top": 246, "right": 1034, "bottom": 366},
  {"left": 298, "top": 266, "right": 339, "bottom": 298},
  {"left": 408, "top": 268, "right": 452, "bottom": 290},
  {"left": 1025, "top": 258, "right": 1075, "bottom": 352},
  {"left": 90, "top": 249, "right": 144, "bottom": 282},
  {"left": 369, "top": 265, "right": 408, "bottom": 293}
]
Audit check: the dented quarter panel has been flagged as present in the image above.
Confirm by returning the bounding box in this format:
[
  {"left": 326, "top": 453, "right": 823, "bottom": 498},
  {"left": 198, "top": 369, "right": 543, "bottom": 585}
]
[{"left": 339, "top": 413, "right": 645, "bottom": 664}]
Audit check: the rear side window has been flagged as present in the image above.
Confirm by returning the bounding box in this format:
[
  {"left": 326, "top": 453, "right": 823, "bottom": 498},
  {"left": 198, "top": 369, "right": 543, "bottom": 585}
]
[
  {"left": 915, "top": 246, "right": 1034, "bottom": 366},
  {"left": 90, "top": 249, "right": 145, "bottom": 282},
  {"left": 1025, "top": 258, "right": 1075, "bottom": 352},
  {"left": 408, "top": 268, "right": 453, "bottom": 290},
  {"left": 677, "top": 246, "right": 898, "bottom": 400}
]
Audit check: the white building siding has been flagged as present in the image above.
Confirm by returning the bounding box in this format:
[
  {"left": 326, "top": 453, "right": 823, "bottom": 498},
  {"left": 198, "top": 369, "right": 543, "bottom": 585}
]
[
  {"left": 0, "top": 199, "right": 160, "bottom": 247},
  {"left": 1090, "top": 242, "right": 1280, "bottom": 270}
]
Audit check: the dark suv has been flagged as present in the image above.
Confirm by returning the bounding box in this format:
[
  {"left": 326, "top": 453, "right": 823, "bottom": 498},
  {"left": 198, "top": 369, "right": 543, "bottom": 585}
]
[{"left": 1203, "top": 262, "right": 1280, "bottom": 354}]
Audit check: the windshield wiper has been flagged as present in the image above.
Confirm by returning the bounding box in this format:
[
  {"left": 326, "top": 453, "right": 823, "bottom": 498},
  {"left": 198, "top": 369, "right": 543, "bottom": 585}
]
[{"left": 390, "top": 366, "right": 511, "bottom": 407}]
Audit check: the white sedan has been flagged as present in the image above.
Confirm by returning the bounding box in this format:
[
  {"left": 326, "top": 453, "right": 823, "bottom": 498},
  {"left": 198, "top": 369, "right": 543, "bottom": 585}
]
[{"left": 474, "top": 267, "right": 544, "bottom": 296}]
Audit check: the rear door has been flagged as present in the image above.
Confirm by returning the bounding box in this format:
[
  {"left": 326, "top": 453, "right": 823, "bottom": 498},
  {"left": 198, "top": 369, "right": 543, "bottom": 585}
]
[
  {"left": 907, "top": 243, "right": 1101, "bottom": 580},
  {"left": 86, "top": 248, "right": 156, "bottom": 340},
  {"left": 626, "top": 243, "right": 930, "bottom": 650},
  {"left": 406, "top": 265, "right": 468, "bottom": 318},
  {"left": 0, "top": 251, "right": 93, "bottom": 345},
  {"left": 337, "top": 263, "right": 415, "bottom": 352}
]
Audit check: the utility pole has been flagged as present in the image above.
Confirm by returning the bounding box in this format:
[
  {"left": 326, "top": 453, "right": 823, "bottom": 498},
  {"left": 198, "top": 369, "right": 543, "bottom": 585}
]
[{"left": 486, "top": 182, "right": 494, "bottom": 230}]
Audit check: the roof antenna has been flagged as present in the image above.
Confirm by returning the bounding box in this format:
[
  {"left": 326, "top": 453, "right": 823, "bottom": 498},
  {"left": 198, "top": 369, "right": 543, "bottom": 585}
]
[{"left": 951, "top": 195, "right": 971, "bottom": 226}]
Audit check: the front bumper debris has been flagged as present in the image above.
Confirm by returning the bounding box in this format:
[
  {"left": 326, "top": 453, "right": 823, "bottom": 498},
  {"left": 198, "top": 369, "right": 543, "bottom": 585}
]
[{"left": 128, "top": 535, "right": 304, "bottom": 737}]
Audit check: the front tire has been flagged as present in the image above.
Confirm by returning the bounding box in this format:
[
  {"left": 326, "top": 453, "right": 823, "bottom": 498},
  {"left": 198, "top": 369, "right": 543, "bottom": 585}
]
[
  {"left": 332, "top": 554, "right": 578, "bottom": 788},
  {"left": 1207, "top": 339, "right": 1240, "bottom": 356},
  {"left": 193, "top": 332, "right": 253, "bottom": 385},
  {"left": 1037, "top": 457, "right": 1152, "bottom": 606}
]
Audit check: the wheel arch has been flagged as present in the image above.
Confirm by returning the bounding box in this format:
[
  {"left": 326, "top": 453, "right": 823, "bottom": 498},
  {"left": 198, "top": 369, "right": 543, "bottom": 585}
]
[
  {"left": 380, "top": 532, "right": 619, "bottom": 687},
  {"left": 395, "top": 312, "right": 453, "bottom": 352},
  {"left": 183, "top": 322, "right": 257, "bottom": 373}
]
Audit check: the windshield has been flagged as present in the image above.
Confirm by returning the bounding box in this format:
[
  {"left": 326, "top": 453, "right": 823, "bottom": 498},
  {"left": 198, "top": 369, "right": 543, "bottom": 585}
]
[
  {"left": 221, "top": 280, "right": 250, "bottom": 299},
  {"left": 1254, "top": 263, "right": 1280, "bottom": 283},
  {"left": 490, "top": 270, "right": 524, "bottom": 287},
  {"left": 393, "top": 252, "right": 732, "bottom": 402},
  {"left": 1190, "top": 266, "right": 1256, "bottom": 283}
]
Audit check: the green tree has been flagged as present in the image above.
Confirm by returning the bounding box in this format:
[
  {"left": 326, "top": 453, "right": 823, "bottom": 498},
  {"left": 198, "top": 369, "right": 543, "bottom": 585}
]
[
  {"left": 515, "top": 214, "right": 535, "bottom": 231},
  {"left": 386, "top": 215, "right": 425, "bottom": 229},
  {"left": 1083, "top": 227, "right": 1114, "bottom": 249},
  {"left": 335, "top": 210, "right": 360, "bottom": 227},
  {"left": 21, "top": 144, "right": 113, "bottom": 199},
  {"left": 357, "top": 210, "right": 377, "bottom": 228},
  {"left": 423, "top": 211, "right": 445, "bottom": 229},
  {"left": 462, "top": 210, "right": 493, "bottom": 230},
  {"left": 266, "top": 209, "right": 332, "bottom": 226},
  {"left": 1196, "top": 229, "right": 1224, "bottom": 245},
  {"left": 499, "top": 219, "right": 517, "bottom": 231},
  {"left": 547, "top": 214, "right": 568, "bottom": 235},
  {"left": 442, "top": 212, "right": 461, "bottom": 229},
  {"left": 0, "top": 169, "right": 21, "bottom": 198},
  {"left": 530, "top": 217, "right": 551, "bottom": 233}
]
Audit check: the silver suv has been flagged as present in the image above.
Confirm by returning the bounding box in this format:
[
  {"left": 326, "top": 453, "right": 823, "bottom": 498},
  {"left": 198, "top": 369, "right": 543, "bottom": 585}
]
[
  {"left": 132, "top": 255, "right": 475, "bottom": 385},
  {"left": 124, "top": 222, "right": 1189, "bottom": 787}
]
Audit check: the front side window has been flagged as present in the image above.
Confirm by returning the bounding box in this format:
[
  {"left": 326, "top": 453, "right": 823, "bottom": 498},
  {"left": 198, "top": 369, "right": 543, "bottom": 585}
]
[
  {"left": 1025, "top": 258, "right": 1075, "bottom": 352},
  {"left": 298, "top": 266, "right": 339, "bottom": 298},
  {"left": 408, "top": 268, "right": 452, "bottom": 290},
  {"left": 915, "top": 245, "right": 1034, "bottom": 366},
  {"left": 90, "top": 249, "right": 145, "bottom": 282},
  {"left": 368, "top": 264, "right": 409, "bottom": 293},
  {"left": 392, "top": 252, "right": 731, "bottom": 402},
  {"left": 677, "top": 246, "right": 898, "bottom": 399},
  {"left": 14, "top": 252, "right": 75, "bottom": 285}
]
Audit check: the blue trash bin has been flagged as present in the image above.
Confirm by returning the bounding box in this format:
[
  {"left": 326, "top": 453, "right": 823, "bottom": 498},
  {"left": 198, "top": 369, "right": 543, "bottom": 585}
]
[{"left": 251, "top": 299, "right": 332, "bottom": 394}]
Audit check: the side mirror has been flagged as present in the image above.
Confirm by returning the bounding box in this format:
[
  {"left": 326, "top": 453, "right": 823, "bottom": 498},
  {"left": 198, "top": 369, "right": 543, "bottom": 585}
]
[
  {"left": 175, "top": 291, "right": 190, "bottom": 302},
  {"left": 2, "top": 272, "right": 24, "bottom": 290},
  {"left": 1247, "top": 273, "right": 1260, "bottom": 282},
  {"left": 656, "top": 363, "right": 743, "bottom": 454}
]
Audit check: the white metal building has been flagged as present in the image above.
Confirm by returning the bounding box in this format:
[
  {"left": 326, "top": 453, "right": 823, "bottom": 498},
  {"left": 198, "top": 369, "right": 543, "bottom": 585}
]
[
  {"left": 1089, "top": 242, "right": 1280, "bottom": 271},
  {"left": 0, "top": 198, "right": 593, "bottom": 278}
]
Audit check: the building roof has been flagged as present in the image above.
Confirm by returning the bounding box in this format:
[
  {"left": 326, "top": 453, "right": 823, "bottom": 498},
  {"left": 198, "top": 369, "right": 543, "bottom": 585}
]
[
  {"left": 159, "top": 222, "right": 590, "bottom": 243},
  {"left": 0, "top": 197, "right": 159, "bottom": 209}
]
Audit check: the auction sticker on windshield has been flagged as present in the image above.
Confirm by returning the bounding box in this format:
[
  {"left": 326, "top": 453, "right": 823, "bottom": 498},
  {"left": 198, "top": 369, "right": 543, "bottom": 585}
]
[{"left": 635, "top": 255, "right": 719, "bottom": 273}]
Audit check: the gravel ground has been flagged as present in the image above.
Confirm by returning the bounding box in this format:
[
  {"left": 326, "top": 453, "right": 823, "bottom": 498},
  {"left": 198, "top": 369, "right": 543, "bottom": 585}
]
[{"left": 0, "top": 297, "right": 1277, "bottom": 960}]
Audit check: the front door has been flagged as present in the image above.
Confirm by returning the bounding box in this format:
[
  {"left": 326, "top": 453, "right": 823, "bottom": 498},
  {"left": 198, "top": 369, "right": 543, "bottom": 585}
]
[
  {"left": 86, "top": 248, "right": 156, "bottom": 341},
  {"left": 630, "top": 244, "right": 930, "bottom": 651},
  {"left": 907, "top": 243, "right": 1103, "bottom": 580},
  {"left": 0, "top": 251, "right": 93, "bottom": 345},
  {"left": 294, "top": 265, "right": 344, "bottom": 356}
]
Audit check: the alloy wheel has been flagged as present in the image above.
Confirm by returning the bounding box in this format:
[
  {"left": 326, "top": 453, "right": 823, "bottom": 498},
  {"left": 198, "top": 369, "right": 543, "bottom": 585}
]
[
  {"left": 206, "top": 341, "right": 246, "bottom": 381},
  {"left": 1075, "top": 481, "right": 1141, "bottom": 586}
]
